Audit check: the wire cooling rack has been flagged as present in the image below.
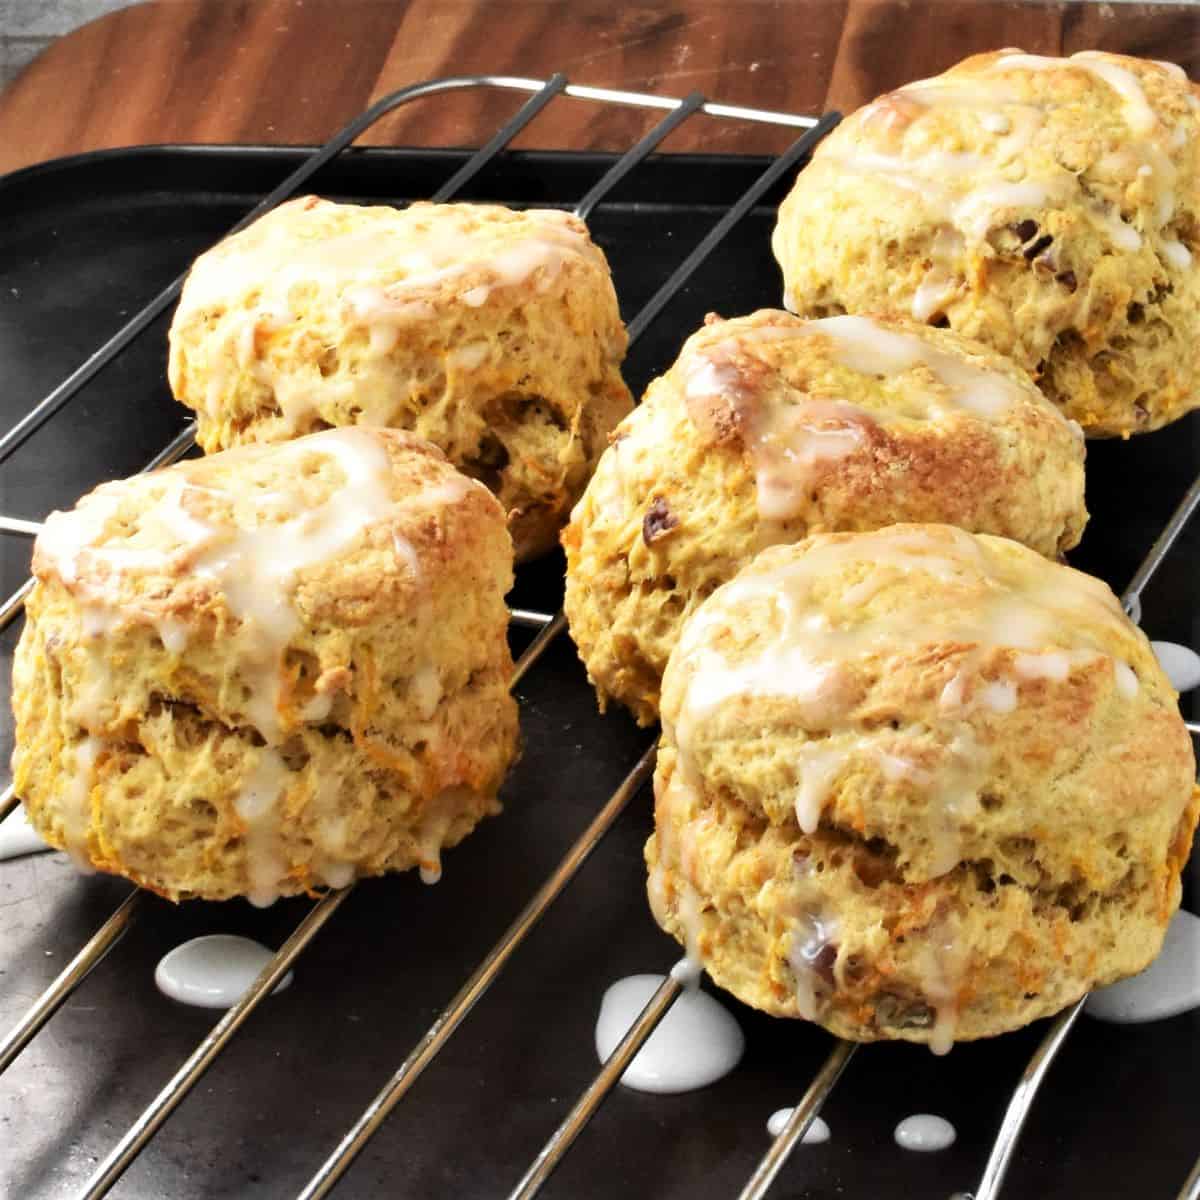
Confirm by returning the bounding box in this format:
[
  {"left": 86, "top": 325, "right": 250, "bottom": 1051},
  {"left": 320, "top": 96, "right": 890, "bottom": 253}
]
[{"left": 0, "top": 72, "right": 1198, "bottom": 1200}]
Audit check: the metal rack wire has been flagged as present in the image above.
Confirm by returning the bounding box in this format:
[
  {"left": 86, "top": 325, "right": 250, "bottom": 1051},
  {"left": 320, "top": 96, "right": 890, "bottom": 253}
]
[{"left": 0, "top": 69, "right": 1196, "bottom": 1200}]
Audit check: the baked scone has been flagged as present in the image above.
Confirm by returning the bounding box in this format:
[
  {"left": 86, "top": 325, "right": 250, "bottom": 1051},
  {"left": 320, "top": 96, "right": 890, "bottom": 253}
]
[
  {"left": 563, "top": 310, "right": 1087, "bottom": 725},
  {"left": 167, "top": 196, "right": 633, "bottom": 559},
  {"left": 773, "top": 51, "right": 1200, "bottom": 436},
  {"left": 11, "top": 428, "right": 519, "bottom": 903},
  {"left": 646, "top": 524, "right": 1198, "bottom": 1049}
]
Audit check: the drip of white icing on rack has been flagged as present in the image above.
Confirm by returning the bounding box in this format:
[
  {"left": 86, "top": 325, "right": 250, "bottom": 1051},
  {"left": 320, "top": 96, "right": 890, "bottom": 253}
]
[
  {"left": 0, "top": 806, "right": 50, "bottom": 862},
  {"left": 155, "top": 934, "right": 294, "bottom": 1008},
  {"left": 894, "top": 1113, "right": 957, "bottom": 1152},
  {"left": 1087, "top": 909, "right": 1200, "bottom": 1024},
  {"left": 1151, "top": 640, "right": 1200, "bottom": 693},
  {"left": 594, "top": 972, "right": 744, "bottom": 1094},
  {"left": 767, "top": 1109, "right": 831, "bottom": 1144}
]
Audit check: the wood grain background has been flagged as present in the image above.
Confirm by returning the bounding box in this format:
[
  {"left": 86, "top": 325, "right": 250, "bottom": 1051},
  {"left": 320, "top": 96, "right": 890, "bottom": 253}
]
[{"left": 1, "top": 0, "right": 1199, "bottom": 173}]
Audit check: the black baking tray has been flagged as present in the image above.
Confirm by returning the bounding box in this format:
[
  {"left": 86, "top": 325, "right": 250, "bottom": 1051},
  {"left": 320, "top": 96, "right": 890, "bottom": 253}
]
[{"left": 0, "top": 144, "right": 1197, "bottom": 1200}]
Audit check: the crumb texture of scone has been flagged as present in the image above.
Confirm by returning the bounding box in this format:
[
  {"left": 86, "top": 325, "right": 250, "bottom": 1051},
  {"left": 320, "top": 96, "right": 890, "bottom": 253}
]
[
  {"left": 167, "top": 196, "right": 633, "bottom": 559},
  {"left": 773, "top": 51, "right": 1200, "bottom": 436},
  {"left": 646, "top": 525, "right": 1198, "bottom": 1048},
  {"left": 11, "top": 428, "right": 519, "bottom": 903},
  {"left": 563, "top": 310, "right": 1088, "bottom": 725}
]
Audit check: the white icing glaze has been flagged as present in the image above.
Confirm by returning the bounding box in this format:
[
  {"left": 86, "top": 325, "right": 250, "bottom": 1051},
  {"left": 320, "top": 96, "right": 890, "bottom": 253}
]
[
  {"left": 449, "top": 341, "right": 490, "bottom": 371},
  {"left": 978, "top": 679, "right": 1018, "bottom": 713},
  {"left": 993, "top": 52, "right": 1157, "bottom": 134},
  {"left": 62, "top": 737, "right": 102, "bottom": 871},
  {"left": 894, "top": 1113, "right": 957, "bottom": 1151},
  {"left": 809, "top": 316, "right": 1023, "bottom": 418},
  {"left": 178, "top": 203, "right": 590, "bottom": 325},
  {"left": 154, "top": 934, "right": 293, "bottom": 1008},
  {"left": 789, "top": 909, "right": 840, "bottom": 1019},
  {"left": 1114, "top": 660, "right": 1140, "bottom": 699},
  {"left": 234, "top": 747, "right": 291, "bottom": 908},
  {"left": 176, "top": 201, "right": 593, "bottom": 427},
  {"left": 594, "top": 974, "right": 744, "bottom": 1094},
  {"left": 1163, "top": 239, "right": 1193, "bottom": 269},
  {"left": 766, "top": 1109, "right": 831, "bottom": 1143},
  {"left": 1086, "top": 909, "right": 1200, "bottom": 1024},
  {"left": 0, "top": 806, "right": 51, "bottom": 862},
  {"left": 1012, "top": 650, "right": 1070, "bottom": 682},
  {"left": 1151, "top": 640, "right": 1200, "bottom": 692}
]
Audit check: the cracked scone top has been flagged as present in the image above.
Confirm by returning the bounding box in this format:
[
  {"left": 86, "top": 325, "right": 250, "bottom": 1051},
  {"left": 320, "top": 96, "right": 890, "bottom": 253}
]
[
  {"left": 646, "top": 525, "right": 1198, "bottom": 1048},
  {"left": 167, "top": 196, "right": 633, "bottom": 559},
  {"left": 772, "top": 51, "right": 1200, "bottom": 436},
  {"left": 11, "top": 428, "right": 519, "bottom": 903},
  {"left": 563, "top": 310, "right": 1087, "bottom": 725}
]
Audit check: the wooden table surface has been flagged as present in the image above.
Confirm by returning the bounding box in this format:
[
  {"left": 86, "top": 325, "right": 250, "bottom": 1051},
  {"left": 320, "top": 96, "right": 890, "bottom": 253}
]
[{"left": 1, "top": 0, "right": 1200, "bottom": 175}]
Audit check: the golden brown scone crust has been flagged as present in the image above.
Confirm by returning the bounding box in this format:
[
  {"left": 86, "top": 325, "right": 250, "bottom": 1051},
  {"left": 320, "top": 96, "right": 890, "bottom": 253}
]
[
  {"left": 773, "top": 50, "right": 1200, "bottom": 436},
  {"left": 167, "top": 196, "right": 633, "bottom": 559},
  {"left": 647, "top": 525, "right": 1198, "bottom": 1048},
  {"left": 12, "top": 428, "right": 519, "bottom": 903},
  {"left": 563, "top": 310, "right": 1087, "bottom": 725}
]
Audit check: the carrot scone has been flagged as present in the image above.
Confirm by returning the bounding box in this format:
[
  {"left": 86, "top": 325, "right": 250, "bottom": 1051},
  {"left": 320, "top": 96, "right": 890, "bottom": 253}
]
[
  {"left": 563, "top": 310, "right": 1087, "bottom": 725},
  {"left": 167, "top": 197, "right": 633, "bottom": 559},
  {"left": 646, "top": 525, "right": 1199, "bottom": 1050},
  {"left": 773, "top": 51, "right": 1200, "bottom": 436},
  {"left": 11, "top": 428, "right": 519, "bottom": 904}
]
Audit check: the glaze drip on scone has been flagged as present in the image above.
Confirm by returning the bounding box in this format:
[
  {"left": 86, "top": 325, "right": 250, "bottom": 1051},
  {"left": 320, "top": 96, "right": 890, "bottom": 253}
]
[
  {"left": 13, "top": 428, "right": 519, "bottom": 903},
  {"left": 773, "top": 51, "right": 1200, "bottom": 434},
  {"left": 647, "top": 525, "right": 1198, "bottom": 1050}
]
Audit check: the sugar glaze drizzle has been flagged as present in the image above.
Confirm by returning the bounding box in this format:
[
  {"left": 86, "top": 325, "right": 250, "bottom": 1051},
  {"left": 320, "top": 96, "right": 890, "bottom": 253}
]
[
  {"left": 894, "top": 1113, "right": 957, "bottom": 1151},
  {"left": 154, "top": 934, "right": 294, "bottom": 1009},
  {"left": 766, "top": 1109, "right": 831, "bottom": 1143},
  {"left": 1151, "top": 640, "right": 1200, "bottom": 692},
  {"left": 1087, "top": 909, "right": 1200, "bottom": 1024},
  {"left": 594, "top": 970, "right": 744, "bottom": 1094},
  {"left": 826, "top": 52, "right": 1196, "bottom": 323}
]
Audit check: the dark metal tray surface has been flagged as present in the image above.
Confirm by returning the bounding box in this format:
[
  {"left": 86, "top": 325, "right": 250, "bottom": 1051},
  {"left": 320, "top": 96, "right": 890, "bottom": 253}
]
[{"left": 0, "top": 144, "right": 1197, "bottom": 1200}]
